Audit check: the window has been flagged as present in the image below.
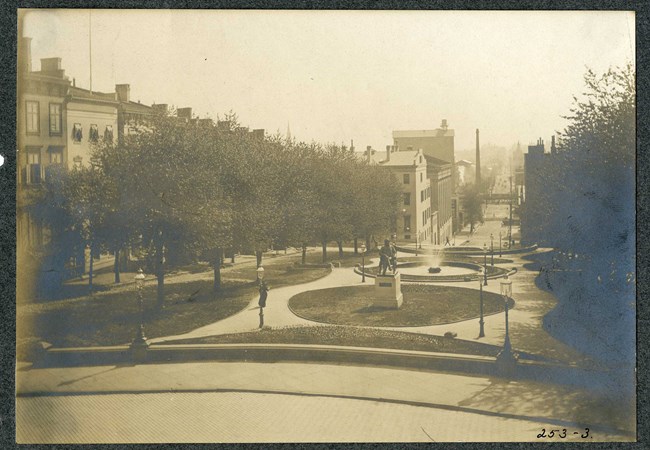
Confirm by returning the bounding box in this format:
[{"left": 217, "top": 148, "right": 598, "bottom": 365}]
[
  {"left": 104, "top": 125, "right": 114, "bottom": 143},
  {"left": 49, "top": 146, "right": 63, "bottom": 164},
  {"left": 89, "top": 124, "right": 99, "bottom": 142},
  {"left": 403, "top": 193, "right": 410, "bottom": 206},
  {"left": 26, "top": 101, "right": 39, "bottom": 134},
  {"left": 403, "top": 215, "right": 411, "bottom": 233},
  {"left": 49, "top": 103, "right": 62, "bottom": 135},
  {"left": 403, "top": 174, "right": 410, "bottom": 184},
  {"left": 72, "top": 123, "right": 83, "bottom": 143},
  {"left": 26, "top": 148, "right": 41, "bottom": 184},
  {"left": 420, "top": 173, "right": 423, "bottom": 182},
  {"left": 421, "top": 190, "right": 425, "bottom": 202}
]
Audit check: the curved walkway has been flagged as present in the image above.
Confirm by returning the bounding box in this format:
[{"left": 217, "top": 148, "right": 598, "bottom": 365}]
[{"left": 152, "top": 248, "right": 588, "bottom": 365}]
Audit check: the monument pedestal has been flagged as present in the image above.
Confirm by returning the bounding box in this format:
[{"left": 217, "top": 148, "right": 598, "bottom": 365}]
[{"left": 373, "top": 273, "right": 403, "bottom": 309}]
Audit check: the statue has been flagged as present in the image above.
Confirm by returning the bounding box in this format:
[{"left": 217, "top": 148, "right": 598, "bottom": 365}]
[{"left": 378, "top": 239, "right": 397, "bottom": 276}]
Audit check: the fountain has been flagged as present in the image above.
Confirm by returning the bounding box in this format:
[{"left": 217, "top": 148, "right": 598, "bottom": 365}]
[{"left": 427, "top": 248, "right": 443, "bottom": 274}]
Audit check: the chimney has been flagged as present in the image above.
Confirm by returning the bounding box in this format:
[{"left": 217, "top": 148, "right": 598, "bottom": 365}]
[
  {"left": 475, "top": 129, "right": 481, "bottom": 186},
  {"left": 41, "top": 57, "right": 61, "bottom": 72},
  {"left": 39, "top": 57, "right": 66, "bottom": 78},
  {"left": 551, "top": 136, "right": 556, "bottom": 154},
  {"left": 19, "top": 37, "right": 32, "bottom": 74},
  {"left": 177, "top": 107, "right": 193, "bottom": 120},
  {"left": 441, "top": 119, "right": 448, "bottom": 130},
  {"left": 152, "top": 104, "right": 168, "bottom": 115},
  {"left": 367, "top": 146, "right": 372, "bottom": 163},
  {"left": 386, "top": 145, "right": 391, "bottom": 161},
  {"left": 115, "top": 84, "right": 130, "bottom": 103}
]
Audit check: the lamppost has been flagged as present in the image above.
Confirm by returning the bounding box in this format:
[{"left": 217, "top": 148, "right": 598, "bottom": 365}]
[
  {"left": 496, "top": 274, "right": 517, "bottom": 368},
  {"left": 478, "top": 268, "right": 485, "bottom": 338},
  {"left": 130, "top": 268, "right": 149, "bottom": 360},
  {"left": 257, "top": 266, "right": 266, "bottom": 328},
  {"left": 499, "top": 230, "right": 502, "bottom": 257},
  {"left": 483, "top": 243, "right": 488, "bottom": 286},
  {"left": 490, "top": 233, "right": 494, "bottom": 266},
  {"left": 360, "top": 243, "right": 366, "bottom": 283}
]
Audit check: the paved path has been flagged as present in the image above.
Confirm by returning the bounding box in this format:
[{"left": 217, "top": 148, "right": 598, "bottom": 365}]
[
  {"left": 151, "top": 214, "right": 587, "bottom": 365},
  {"left": 16, "top": 361, "right": 634, "bottom": 443}
]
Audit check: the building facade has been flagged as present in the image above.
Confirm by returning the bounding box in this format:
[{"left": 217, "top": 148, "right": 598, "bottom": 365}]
[
  {"left": 66, "top": 86, "right": 119, "bottom": 168},
  {"left": 17, "top": 38, "right": 72, "bottom": 259},
  {"left": 379, "top": 148, "right": 432, "bottom": 246},
  {"left": 425, "top": 156, "right": 453, "bottom": 245},
  {"left": 521, "top": 138, "right": 549, "bottom": 245}
]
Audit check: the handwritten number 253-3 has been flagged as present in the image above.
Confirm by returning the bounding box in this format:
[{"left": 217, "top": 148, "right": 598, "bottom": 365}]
[{"left": 537, "top": 428, "right": 589, "bottom": 439}]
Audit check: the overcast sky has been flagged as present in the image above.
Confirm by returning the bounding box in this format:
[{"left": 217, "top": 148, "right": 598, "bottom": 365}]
[{"left": 21, "top": 9, "right": 634, "bottom": 152}]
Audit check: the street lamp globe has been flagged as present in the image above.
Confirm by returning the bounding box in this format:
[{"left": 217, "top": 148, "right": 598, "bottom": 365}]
[{"left": 135, "top": 268, "right": 145, "bottom": 287}]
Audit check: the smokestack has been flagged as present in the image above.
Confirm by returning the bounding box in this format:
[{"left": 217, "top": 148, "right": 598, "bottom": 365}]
[
  {"left": 367, "top": 145, "right": 372, "bottom": 163},
  {"left": 386, "top": 145, "right": 391, "bottom": 161},
  {"left": 475, "top": 129, "right": 481, "bottom": 186}
]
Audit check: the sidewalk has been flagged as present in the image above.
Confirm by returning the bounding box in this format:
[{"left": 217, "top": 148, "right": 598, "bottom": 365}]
[
  {"left": 151, "top": 249, "right": 588, "bottom": 366},
  {"left": 16, "top": 361, "right": 634, "bottom": 442}
]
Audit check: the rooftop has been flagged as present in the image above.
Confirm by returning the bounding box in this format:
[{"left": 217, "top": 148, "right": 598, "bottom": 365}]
[
  {"left": 424, "top": 155, "right": 452, "bottom": 167},
  {"left": 393, "top": 128, "right": 455, "bottom": 139},
  {"left": 68, "top": 86, "right": 119, "bottom": 104},
  {"left": 380, "top": 150, "right": 423, "bottom": 167}
]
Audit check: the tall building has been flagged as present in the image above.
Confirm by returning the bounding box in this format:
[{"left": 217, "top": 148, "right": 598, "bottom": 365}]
[
  {"left": 521, "top": 138, "right": 549, "bottom": 245},
  {"left": 379, "top": 148, "right": 432, "bottom": 246},
  {"left": 17, "top": 38, "right": 71, "bottom": 258},
  {"left": 391, "top": 119, "right": 456, "bottom": 242}
]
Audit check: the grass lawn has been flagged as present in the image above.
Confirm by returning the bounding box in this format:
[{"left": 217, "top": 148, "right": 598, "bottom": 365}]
[
  {"left": 288, "top": 284, "right": 514, "bottom": 327},
  {"left": 17, "top": 260, "right": 330, "bottom": 359},
  {"left": 164, "top": 325, "right": 542, "bottom": 360}
]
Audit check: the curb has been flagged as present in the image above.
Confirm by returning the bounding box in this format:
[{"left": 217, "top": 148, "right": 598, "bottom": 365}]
[{"left": 35, "top": 342, "right": 613, "bottom": 391}]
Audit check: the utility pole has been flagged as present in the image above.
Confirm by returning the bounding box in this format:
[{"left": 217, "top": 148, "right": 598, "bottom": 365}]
[{"left": 509, "top": 175, "right": 513, "bottom": 247}]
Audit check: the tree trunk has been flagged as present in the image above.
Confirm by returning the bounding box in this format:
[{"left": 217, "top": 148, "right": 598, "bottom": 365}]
[
  {"left": 321, "top": 240, "right": 327, "bottom": 263},
  {"left": 353, "top": 238, "right": 358, "bottom": 255},
  {"left": 302, "top": 244, "right": 307, "bottom": 265},
  {"left": 213, "top": 247, "right": 223, "bottom": 292},
  {"left": 256, "top": 250, "right": 263, "bottom": 268},
  {"left": 337, "top": 240, "right": 344, "bottom": 258},
  {"left": 231, "top": 249, "right": 236, "bottom": 264},
  {"left": 366, "top": 236, "right": 371, "bottom": 252},
  {"left": 88, "top": 244, "right": 94, "bottom": 293},
  {"left": 155, "top": 231, "right": 165, "bottom": 310},
  {"left": 114, "top": 248, "right": 121, "bottom": 284}
]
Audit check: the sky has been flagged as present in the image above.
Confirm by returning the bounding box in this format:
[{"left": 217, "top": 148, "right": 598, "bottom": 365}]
[{"left": 21, "top": 9, "right": 635, "bottom": 152}]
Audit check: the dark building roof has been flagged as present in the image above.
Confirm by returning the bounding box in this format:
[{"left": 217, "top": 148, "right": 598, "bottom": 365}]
[
  {"left": 68, "top": 86, "right": 119, "bottom": 104},
  {"left": 424, "top": 155, "right": 452, "bottom": 167}
]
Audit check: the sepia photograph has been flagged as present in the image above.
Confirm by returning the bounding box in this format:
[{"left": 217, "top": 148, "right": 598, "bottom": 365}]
[{"left": 14, "top": 8, "right": 636, "bottom": 443}]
